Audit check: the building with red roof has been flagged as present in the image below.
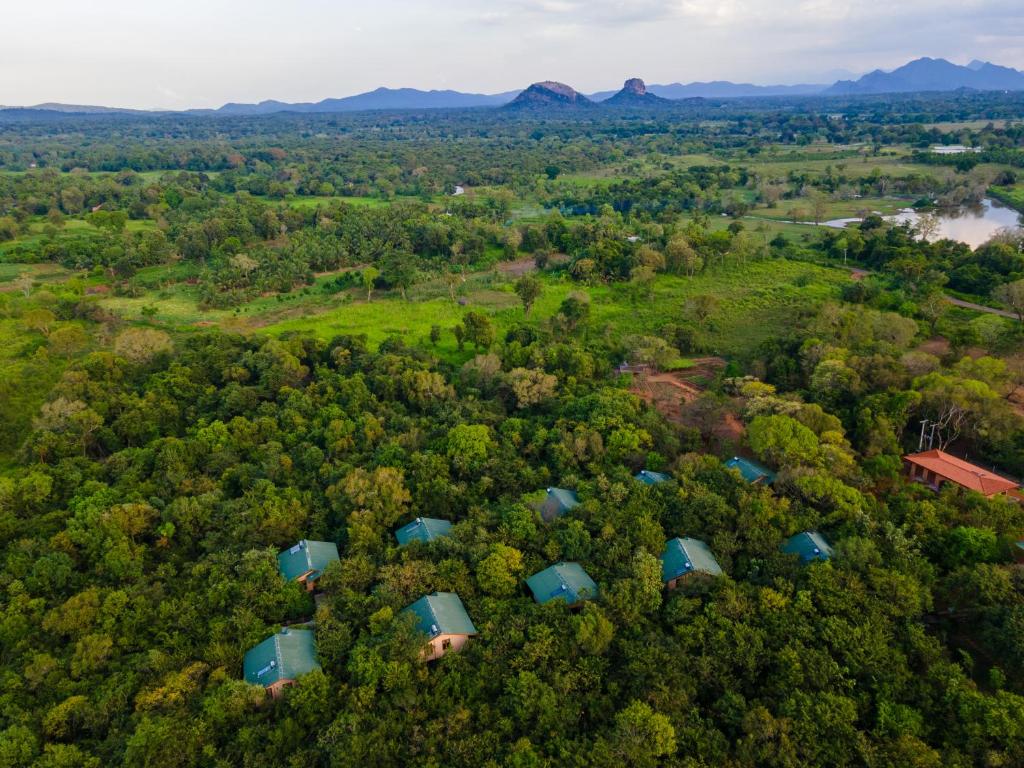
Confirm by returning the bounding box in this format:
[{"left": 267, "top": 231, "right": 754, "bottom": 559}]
[{"left": 903, "top": 450, "right": 1018, "bottom": 498}]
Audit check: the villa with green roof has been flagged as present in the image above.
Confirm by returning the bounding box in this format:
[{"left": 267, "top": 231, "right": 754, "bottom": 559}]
[
  {"left": 660, "top": 537, "right": 723, "bottom": 589},
  {"left": 404, "top": 592, "right": 478, "bottom": 661},
  {"left": 539, "top": 487, "right": 580, "bottom": 522},
  {"left": 243, "top": 628, "right": 319, "bottom": 697},
  {"left": 725, "top": 456, "right": 776, "bottom": 485},
  {"left": 395, "top": 517, "right": 453, "bottom": 546},
  {"left": 277, "top": 540, "right": 340, "bottom": 592},
  {"left": 781, "top": 531, "right": 834, "bottom": 564},
  {"left": 526, "top": 562, "right": 598, "bottom": 607},
  {"left": 635, "top": 469, "right": 671, "bottom": 485}
]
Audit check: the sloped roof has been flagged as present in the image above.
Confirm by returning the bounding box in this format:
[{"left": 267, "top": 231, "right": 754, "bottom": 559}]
[
  {"left": 526, "top": 562, "right": 598, "bottom": 606},
  {"left": 725, "top": 456, "right": 776, "bottom": 484},
  {"left": 539, "top": 488, "right": 580, "bottom": 522},
  {"left": 660, "top": 537, "right": 723, "bottom": 581},
  {"left": 635, "top": 470, "right": 671, "bottom": 485},
  {"left": 904, "top": 450, "right": 1018, "bottom": 496},
  {"left": 277, "top": 540, "right": 340, "bottom": 583},
  {"left": 395, "top": 517, "right": 453, "bottom": 546},
  {"left": 781, "top": 531, "right": 834, "bottom": 564},
  {"left": 243, "top": 628, "right": 319, "bottom": 686},
  {"left": 404, "top": 592, "right": 477, "bottom": 637}
]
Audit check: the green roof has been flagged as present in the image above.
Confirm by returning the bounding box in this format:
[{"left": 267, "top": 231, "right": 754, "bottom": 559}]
[
  {"left": 526, "top": 562, "right": 598, "bottom": 606},
  {"left": 395, "top": 517, "right": 453, "bottom": 546},
  {"left": 404, "top": 592, "right": 477, "bottom": 638},
  {"left": 725, "top": 456, "right": 776, "bottom": 485},
  {"left": 635, "top": 470, "right": 671, "bottom": 485},
  {"left": 660, "top": 537, "right": 723, "bottom": 581},
  {"left": 539, "top": 488, "right": 580, "bottom": 522},
  {"left": 243, "top": 628, "right": 319, "bottom": 687},
  {"left": 277, "top": 540, "right": 340, "bottom": 583},
  {"left": 781, "top": 531, "right": 834, "bottom": 564}
]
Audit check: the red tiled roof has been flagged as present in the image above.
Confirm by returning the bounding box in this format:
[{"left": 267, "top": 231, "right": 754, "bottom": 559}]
[{"left": 904, "top": 450, "right": 1018, "bottom": 496}]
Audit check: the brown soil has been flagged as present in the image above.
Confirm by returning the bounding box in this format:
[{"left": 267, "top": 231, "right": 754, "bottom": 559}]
[{"left": 630, "top": 357, "right": 727, "bottom": 419}]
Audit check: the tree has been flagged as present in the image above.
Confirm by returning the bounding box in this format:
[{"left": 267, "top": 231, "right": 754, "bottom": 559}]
[
  {"left": 476, "top": 544, "right": 524, "bottom": 596},
  {"left": 994, "top": 279, "right": 1024, "bottom": 324},
  {"left": 606, "top": 701, "right": 676, "bottom": 768},
  {"left": 687, "top": 294, "right": 718, "bottom": 326},
  {"left": 514, "top": 274, "right": 542, "bottom": 318},
  {"left": 23, "top": 308, "right": 56, "bottom": 336},
  {"left": 446, "top": 423, "right": 494, "bottom": 474},
  {"left": 381, "top": 251, "right": 416, "bottom": 300},
  {"left": 918, "top": 291, "right": 950, "bottom": 335},
  {"left": 114, "top": 328, "right": 173, "bottom": 364},
  {"left": 506, "top": 367, "right": 558, "bottom": 408},
  {"left": 558, "top": 293, "right": 591, "bottom": 334},
  {"left": 462, "top": 311, "right": 494, "bottom": 351},
  {"left": 361, "top": 266, "right": 380, "bottom": 302},
  {"left": 48, "top": 326, "right": 89, "bottom": 358}
]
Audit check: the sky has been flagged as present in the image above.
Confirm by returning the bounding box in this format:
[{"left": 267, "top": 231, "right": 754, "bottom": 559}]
[{"left": 2, "top": 0, "right": 1023, "bottom": 109}]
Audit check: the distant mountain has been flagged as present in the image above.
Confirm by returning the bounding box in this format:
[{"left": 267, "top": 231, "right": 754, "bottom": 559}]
[
  {"left": 826, "top": 57, "right": 1024, "bottom": 95},
  {"left": 603, "top": 78, "right": 673, "bottom": 107},
  {"left": 592, "top": 81, "right": 826, "bottom": 100},
  {"left": 0, "top": 103, "right": 154, "bottom": 114},
  {"left": 504, "top": 81, "right": 594, "bottom": 109},
  {"left": 206, "top": 87, "right": 519, "bottom": 115}
]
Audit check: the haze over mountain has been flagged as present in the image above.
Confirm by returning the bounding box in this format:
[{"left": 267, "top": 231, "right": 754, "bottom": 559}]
[
  {"left": 826, "top": 57, "right": 1024, "bottom": 95},
  {"left": 5, "top": 57, "right": 1024, "bottom": 117}
]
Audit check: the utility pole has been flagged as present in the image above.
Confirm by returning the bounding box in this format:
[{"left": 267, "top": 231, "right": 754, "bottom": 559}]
[{"left": 918, "top": 419, "right": 929, "bottom": 451}]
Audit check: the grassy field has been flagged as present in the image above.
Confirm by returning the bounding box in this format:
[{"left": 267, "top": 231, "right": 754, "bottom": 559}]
[
  {"left": 261, "top": 260, "right": 848, "bottom": 361},
  {"left": 990, "top": 184, "right": 1024, "bottom": 213}
]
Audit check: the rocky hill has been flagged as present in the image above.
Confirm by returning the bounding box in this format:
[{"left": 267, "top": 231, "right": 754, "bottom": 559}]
[
  {"left": 603, "top": 78, "right": 672, "bottom": 107},
  {"left": 505, "top": 81, "right": 593, "bottom": 109}
]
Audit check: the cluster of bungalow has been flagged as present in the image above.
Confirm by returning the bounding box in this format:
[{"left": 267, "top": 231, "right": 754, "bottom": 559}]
[{"left": 243, "top": 464, "right": 838, "bottom": 695}]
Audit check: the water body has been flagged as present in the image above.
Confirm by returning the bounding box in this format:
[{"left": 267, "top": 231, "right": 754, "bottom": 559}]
[
  {"left": 888, "top": 199, "right": 1022, "bottom": 249},
  {"left": 821, "top": 198, "right": 1022, "bottom": 249}
]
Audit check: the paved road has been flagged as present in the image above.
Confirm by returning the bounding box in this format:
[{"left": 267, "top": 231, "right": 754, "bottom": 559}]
[
  {"left": 946, "top": 297, "right": 1018, "bottom": 320},
  {"left": 845, "top": 266, "right": 1018, "bottom": 320}
]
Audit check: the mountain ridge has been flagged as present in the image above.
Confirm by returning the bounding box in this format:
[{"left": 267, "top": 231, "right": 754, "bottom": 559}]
[{"left": 6, "top": 57, "right": 1024, "bottom": 116}]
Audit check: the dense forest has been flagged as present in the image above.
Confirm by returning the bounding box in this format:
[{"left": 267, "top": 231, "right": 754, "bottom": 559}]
[{"left": 2, "top": 93, "right": 1024, "bottom": 767}]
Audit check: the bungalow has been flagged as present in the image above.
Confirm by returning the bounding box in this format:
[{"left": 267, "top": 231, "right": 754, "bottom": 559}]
[
  {"left": 539, "top": 487, "right": 580, "bottom": 523},
  {"left": 903, "top": 450, "right": 1019, "bottom": 498},
  {"left": 243, "top": 628, "right": 319, "bottom": 698},
  {"left": 395, "top": 517, "right": 453, "bottom": 546},
  {"left": 277, "top": 540, "right": 340, "bottom": 592},
  {"left": 526, "top": 562, "right": 598, "bottom": 607},
  {"left": 660, "top": 537, "right": 722, "bottom": 589},
  {"left": 404, "top": 592, "right": 477, "bottom": 661},
  {"left": 781, "top": 531, "right": 834, "bottom": 564},
  {"left": 725, "top": 456, "right": 776, "bottom": 485},
  {"left": 1014, "top": 541, "right": 1024, "bottom": 565},
  {"left": 635, "top": 469, "right": 671, "bottom": 485}
]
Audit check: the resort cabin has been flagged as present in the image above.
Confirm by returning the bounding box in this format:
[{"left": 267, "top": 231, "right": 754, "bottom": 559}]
[
  {"left": 277, "top": 540, "right": 340, "bottom": 592},
  {"left": 660, "top": 537, "right": 723, "bottom": 589},
  {"left": 1014, "top": 541, "right": 1024, "bottom": 565},
  {"left": 635, "top": 469, "right": 671, "bottom": 485},
  {"left": 539, "top": 487, "right": 580, "bottom": 523},
  {"left": 395, "top": 517, "right": 453, "bottom": 546},
  {"left": 725, "top": 456, "right": 776, "bottom": 485},
  {"left": 243, "top": 628, "right": 319, "bottom": 698},
  {"left": 781, "top": 531, "right": 834, "bottom": 565},
  {"left": 903, "top": 450, "right": 1019, "bottom": 498},
  {"left": 526, "top": 562, "right": 598, "bottom": 608},
  {"left": 404, "top": 592, "right": 478, "bottom": 661}
]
